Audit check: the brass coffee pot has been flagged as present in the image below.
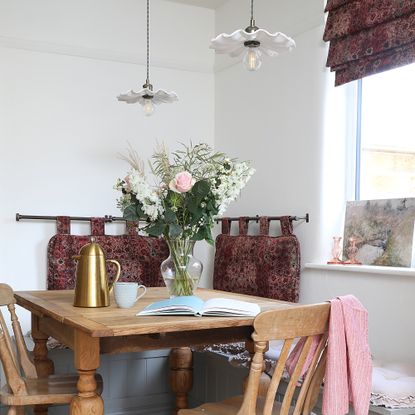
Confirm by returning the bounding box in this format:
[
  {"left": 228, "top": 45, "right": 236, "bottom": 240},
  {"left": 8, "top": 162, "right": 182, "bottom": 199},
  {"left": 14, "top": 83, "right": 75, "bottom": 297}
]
[{"left": 73, "top": 237, "right": 121, "bottom": 307}]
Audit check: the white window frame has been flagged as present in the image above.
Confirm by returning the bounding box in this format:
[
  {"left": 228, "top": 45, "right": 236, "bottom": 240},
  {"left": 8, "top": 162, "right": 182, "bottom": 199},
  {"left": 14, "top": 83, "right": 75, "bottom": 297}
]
[{"left": 354, "top": 79, "right": 363, "bottom": 201}]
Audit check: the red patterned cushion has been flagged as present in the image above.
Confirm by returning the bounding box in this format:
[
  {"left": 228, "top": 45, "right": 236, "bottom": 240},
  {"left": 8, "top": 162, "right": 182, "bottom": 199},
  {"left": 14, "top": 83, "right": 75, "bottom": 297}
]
[
  {"left": 47, "top": 217, "right": 168, "bottom": 290},
  {"left": 213, "top": 216, "right": 301, "bottom": 302}
]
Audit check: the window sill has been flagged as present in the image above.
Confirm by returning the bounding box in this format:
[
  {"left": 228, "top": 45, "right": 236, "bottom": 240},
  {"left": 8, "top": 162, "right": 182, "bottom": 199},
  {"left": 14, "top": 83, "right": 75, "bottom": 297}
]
[{"left": 305, "top": 263, "right": 415, "bottom": 277}]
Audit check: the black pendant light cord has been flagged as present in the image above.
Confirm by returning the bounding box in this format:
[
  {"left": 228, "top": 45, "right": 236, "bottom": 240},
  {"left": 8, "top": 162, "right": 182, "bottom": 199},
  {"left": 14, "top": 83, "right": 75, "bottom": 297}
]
[
  {"left": 251, "top": 0, "right": 254, "bottom": 21},
  {"left": 146, "top": 0, "right": 150, "bottom": 84}
]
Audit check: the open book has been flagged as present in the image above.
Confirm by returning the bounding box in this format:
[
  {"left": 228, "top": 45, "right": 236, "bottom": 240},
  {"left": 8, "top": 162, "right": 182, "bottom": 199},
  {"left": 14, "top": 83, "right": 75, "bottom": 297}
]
[{"left": 137, "top": 296, "right": 260, "bottom": 317}]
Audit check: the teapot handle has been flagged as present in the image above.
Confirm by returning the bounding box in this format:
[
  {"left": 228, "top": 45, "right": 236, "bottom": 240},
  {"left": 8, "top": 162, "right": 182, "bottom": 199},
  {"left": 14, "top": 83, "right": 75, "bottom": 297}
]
[
  {"left": 72, "top": 255, "right": 81, "bottom": 261},
  {"left": 106, "top": 260, "right": 121, "bottom": 293}
]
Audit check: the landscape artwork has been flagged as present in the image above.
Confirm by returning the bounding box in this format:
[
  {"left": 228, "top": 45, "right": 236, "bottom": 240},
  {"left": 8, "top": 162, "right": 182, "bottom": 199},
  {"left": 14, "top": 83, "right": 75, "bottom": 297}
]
[{"left": 343, "top": 198, "right": 415, "bottom": 267}]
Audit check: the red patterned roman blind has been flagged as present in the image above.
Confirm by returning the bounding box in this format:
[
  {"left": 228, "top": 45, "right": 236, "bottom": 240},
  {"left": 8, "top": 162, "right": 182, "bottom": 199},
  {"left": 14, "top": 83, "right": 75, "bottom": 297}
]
[{"left": 324, "top": 0, "right": 415, "bottom": 86}]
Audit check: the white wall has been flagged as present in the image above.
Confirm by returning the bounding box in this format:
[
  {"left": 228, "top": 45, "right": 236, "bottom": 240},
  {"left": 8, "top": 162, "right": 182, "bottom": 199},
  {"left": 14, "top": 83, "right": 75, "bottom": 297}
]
[
  {"left": 214, "top": 0, "right": 415, "bottom": 364},
  {"left": 0, "top": 0, "right": 215, "bottom": 331},
  {"left": 302, "top": 266, "right": 415, "bottom": 364},
  {"left": 214, "top": 0, "right": 328, "bottom": 263}
]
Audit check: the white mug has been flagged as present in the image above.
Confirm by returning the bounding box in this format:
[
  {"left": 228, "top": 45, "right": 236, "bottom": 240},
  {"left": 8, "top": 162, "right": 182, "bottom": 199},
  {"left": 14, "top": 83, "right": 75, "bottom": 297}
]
[{"left": 114, "top": 282, "right": 147, "bottom": 309}]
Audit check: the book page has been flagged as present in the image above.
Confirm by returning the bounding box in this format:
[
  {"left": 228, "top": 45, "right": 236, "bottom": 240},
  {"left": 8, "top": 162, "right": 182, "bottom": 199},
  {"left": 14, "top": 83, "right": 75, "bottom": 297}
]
[
  {"left": 137, "top": 296, "right": 204, "bottom": 316},
  {"left": 202, "top": 298, "right": 260, "bottom": 317}
]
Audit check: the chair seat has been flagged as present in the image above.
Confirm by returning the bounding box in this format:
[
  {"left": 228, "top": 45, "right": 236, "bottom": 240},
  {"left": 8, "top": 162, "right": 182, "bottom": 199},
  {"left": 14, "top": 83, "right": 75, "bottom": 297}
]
[
  {"left": 179, "top": 395, "right": 289, "bottom": 415},
  {"left": 0, "top": 373, "right": 103, "bottom": 406}
]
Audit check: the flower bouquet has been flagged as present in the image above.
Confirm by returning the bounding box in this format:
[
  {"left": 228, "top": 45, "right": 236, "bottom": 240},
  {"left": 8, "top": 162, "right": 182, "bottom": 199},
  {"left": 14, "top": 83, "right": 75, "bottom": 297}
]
[{"left": 115, "top": 143, "right": 255, "bottom": 296}]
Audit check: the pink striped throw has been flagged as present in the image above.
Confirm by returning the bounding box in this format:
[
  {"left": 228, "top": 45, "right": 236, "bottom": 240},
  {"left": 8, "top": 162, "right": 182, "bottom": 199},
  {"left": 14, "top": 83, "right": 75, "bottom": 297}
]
[{"left": 322, "top": 295, "right": 372, "bottom": 415}]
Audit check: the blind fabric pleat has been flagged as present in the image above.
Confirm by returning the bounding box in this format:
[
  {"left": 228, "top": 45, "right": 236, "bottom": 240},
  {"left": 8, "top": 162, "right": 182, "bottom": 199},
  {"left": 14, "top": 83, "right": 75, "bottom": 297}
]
[{"left": 324, "top": 0, "right": 415, "bottom": 85}]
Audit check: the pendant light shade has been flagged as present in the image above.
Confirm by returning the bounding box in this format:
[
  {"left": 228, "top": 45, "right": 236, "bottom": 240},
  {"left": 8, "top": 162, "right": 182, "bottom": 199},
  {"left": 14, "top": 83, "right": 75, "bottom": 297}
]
[
  {"left": 117, "top": 0, "right": 178, "bottom": 115},
  {"left": 117, "top": 86, "right": 178, "bottom": 111},
  {"left": 210, "top": 0, "right": 295, "bottom": 71}
]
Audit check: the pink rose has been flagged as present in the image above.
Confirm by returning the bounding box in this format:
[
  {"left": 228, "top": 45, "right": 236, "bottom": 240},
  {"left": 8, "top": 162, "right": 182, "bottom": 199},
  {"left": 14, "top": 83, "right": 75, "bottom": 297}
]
[{"left": 169, "top": 171, "right": 195, "bottom": 193}]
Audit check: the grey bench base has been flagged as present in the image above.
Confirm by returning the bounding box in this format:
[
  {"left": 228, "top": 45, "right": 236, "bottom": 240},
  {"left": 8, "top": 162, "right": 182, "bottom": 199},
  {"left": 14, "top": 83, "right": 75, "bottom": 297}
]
[{"left": 1, "top": 346, "right": 175, "bottom": 415}]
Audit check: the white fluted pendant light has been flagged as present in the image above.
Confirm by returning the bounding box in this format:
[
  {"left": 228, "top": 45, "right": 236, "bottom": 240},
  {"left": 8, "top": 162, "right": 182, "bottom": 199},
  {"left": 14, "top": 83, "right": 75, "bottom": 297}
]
[
  {"left": 117, "top": 0, "right": 178, "bottom": 115},
  {"left": 210, "top": 0, "right": 295, "bottom": 71}
]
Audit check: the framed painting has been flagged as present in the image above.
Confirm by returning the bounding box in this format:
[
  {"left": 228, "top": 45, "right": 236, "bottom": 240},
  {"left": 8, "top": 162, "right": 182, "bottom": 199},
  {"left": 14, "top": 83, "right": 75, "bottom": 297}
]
[{"left": 343, "top": 198, "right": 415, "bottom": 267}]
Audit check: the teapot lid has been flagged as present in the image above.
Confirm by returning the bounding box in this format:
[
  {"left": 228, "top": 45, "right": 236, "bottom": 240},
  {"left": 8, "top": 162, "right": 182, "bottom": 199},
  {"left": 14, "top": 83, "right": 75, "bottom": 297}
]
[{"left": 79, "top": 237, "right": 105, "bottom": 257}]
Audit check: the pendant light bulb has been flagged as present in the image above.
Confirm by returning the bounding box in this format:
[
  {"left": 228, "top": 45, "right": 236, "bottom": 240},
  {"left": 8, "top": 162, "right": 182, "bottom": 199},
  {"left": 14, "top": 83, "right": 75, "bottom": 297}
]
[
  {"left": 143, "top": 98, "right": 155, "bottom": 116},
  {"left": 243, "top": 48, "right": 262, "bottom": 71}
]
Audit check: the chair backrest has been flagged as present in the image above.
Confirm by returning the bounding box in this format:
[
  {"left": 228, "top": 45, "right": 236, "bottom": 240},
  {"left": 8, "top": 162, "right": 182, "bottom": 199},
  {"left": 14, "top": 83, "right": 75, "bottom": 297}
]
[
  {"left": 239, "top": 303, "right": 330, "bottom": 415},
  {"left": 0, "top": 283, "right": 37, "bottom": 395},
  {"left": 213, "top": 216, "right": 301, "bottom": 302},
  {"left": 47, "top": 217, "right": 168, "bottom": 290}
]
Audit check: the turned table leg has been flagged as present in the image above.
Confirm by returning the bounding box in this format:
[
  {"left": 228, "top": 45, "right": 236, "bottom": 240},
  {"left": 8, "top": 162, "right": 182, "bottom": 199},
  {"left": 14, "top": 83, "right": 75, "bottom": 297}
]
[
  {"left": 32, "top": 315, "right": 55, "bottom": 415},
  {"left": 32, "top": 315, "right": 55, "bottom": 377},
  {"left": 70, "top": 329, "right": 103, "bottom": 415},
  {"left": 170, "top": 347, "right": 193, "bottom": 414},
  {"left": 245, "top": 339, "right": 270, "bottom": 396}
]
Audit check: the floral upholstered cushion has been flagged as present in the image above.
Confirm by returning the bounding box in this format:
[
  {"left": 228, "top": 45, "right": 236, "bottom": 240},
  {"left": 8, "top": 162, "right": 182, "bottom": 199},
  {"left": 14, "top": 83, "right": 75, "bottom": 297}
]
[
  {"left": 47, "top": 217, "right": 168, "bottom": 290},
  {"left": 213, "top": 216, "right": 301, "bottom": 302}
]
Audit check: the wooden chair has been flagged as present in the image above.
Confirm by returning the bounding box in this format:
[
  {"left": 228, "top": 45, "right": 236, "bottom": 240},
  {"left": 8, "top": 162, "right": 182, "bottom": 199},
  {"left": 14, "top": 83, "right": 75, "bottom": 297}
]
[
  {"left": 180, "top": 302, "right": 330, "bottom": 415},
  {"left": 0, "top": 283, "right": 103, "bottom": 414}
]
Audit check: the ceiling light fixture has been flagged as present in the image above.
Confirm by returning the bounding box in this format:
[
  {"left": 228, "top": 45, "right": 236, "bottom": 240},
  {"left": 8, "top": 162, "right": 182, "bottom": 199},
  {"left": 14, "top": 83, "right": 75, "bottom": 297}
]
[
  {"left": 117, "top": 0, "right": 178, "bottom": 115},
  {"left": 210, "top": 0, "right": 296, "bottom": 71}
]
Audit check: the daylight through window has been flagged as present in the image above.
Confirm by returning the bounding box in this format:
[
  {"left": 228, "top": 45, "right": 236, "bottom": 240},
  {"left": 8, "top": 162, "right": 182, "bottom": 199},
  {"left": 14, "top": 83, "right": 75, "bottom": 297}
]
[{"left": 357, "top": 63, "right": 415, "bottom": 201}]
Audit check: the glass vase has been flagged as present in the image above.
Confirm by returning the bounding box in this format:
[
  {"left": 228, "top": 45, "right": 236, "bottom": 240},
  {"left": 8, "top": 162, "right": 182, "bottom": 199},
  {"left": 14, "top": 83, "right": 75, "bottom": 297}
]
[{"left": 161, "top": 239, "right": 203, "bottom": 297}]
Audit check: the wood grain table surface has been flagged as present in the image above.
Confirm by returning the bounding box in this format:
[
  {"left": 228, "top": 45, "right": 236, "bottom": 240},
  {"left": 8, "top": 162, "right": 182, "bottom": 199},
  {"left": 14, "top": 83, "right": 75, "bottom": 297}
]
[{"left": 15, "top": 288, "right": 292, "bottom": 415}]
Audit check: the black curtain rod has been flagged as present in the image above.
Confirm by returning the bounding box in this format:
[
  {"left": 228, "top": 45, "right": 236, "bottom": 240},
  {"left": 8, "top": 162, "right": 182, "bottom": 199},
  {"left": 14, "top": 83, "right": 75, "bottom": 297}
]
[
  {"left": 16, "top": 213, "right": 309, "bottom": 224},
  {"left": 215, "top": 214, "right": 309, "bottom": 224},
  {"left": 15, "top": 213, "right": 128, "bottom": 223}
]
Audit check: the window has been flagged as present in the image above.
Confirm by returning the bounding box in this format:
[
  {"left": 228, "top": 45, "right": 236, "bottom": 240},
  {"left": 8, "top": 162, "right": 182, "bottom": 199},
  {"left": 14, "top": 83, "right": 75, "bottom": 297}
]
[{"left": 355, "top": 63, "right": 415, "bottom": 201}]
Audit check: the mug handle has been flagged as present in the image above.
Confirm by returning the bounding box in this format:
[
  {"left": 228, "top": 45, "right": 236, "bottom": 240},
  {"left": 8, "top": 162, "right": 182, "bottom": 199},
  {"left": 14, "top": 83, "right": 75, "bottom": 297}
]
[
  {"left": 136, "top": 285, "right": 147, "bottom": 301},
  {"left": 107, "top": 259, "right": 121, "bottom": 293}
]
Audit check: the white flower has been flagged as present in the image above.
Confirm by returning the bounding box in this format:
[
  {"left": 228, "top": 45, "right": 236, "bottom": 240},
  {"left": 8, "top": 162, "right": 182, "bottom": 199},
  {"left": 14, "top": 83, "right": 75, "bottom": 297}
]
[
  {"left": 120, "top": 169, "right": 164, "bottom": 221},
  {"left": 116, "top": 193, "right": 132, "bottom": 211},
  {"left": 212, "top": 162, "right": 255, "bottom": 215}
]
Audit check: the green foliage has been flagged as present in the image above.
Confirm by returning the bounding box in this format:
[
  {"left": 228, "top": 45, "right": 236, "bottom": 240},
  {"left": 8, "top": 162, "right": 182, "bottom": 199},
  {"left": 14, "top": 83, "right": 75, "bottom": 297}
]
[
  {"left": 192, "top": 180, "right": 210, "bottom": 198},
  {"left": 164, "top": 208, "right": 177, "bottom": 224},
  {"left": 123, "top": 204, "right": 147, "bottom": 222},
  {"left": 193, "top": 226, "right": 214, "bottom": 245},
  {"left": 172, "top": 143, "right": 228, "bottom": 181},
  {"left": 147, "top": 222, "right": 166, "bottom": 237},
  {"left": 151, "top": 144, "right": 172, "bottom": 185},
  {"left": 117, "top": 142, "right": 253, "bottom": 247},
  {"left": 141, "top": 176, "right": 219, "bottom": 244},
  {"left": 169, "top": 223, "right": 182, "bottom": 238}
]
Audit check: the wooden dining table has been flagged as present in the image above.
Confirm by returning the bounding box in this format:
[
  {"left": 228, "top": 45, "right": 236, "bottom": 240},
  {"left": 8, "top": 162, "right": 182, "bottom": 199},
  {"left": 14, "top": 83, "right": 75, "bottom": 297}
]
[{"left": 15, "top": 287, "right": 292, "bottom": 415}]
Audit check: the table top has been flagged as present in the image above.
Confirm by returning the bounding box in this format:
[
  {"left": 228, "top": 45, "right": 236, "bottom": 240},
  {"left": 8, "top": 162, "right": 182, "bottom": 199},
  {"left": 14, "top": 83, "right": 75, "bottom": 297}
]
[{"left": 15, "top": 288, "right": 292, "bottom": 338}]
